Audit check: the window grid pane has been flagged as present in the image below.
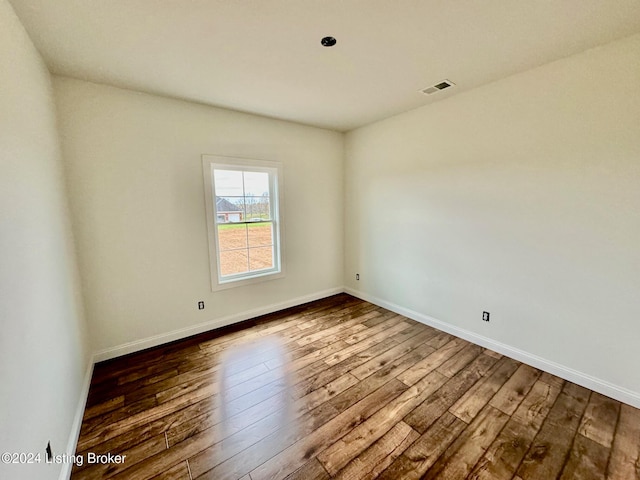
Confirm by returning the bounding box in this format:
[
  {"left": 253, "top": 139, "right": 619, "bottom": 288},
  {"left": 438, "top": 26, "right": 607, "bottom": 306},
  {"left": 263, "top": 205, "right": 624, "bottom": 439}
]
[
  {"left": 248, "top": 222, "right": 273, "bottom": 247},
  {"left": 216, "top": 196, "right": 246, "bottom": 223},
  {"left": 214, "top": 169, "right": 243, "bottom": 196},
  {"left": 219, "top": 249, "right": 249, "bottom": 276},
  {"left": 248, "top": 246, "right": 274, "bottom": 272},
  {"left": 217, "top": 224, "right": 248, "bottom": 251}
]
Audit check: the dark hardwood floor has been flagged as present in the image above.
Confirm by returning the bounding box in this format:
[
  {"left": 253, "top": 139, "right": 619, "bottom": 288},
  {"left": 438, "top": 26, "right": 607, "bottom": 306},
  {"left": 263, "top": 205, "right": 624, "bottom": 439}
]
[{"left": 72, "top": 294, "right": 640, "bottom": 480}]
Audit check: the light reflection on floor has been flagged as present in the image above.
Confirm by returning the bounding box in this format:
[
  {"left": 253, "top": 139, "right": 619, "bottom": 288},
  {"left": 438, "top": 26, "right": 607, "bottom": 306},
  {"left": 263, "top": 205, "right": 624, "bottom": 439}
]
[{"left": 213, "top": 336, "right": 296, "bottom": 473}]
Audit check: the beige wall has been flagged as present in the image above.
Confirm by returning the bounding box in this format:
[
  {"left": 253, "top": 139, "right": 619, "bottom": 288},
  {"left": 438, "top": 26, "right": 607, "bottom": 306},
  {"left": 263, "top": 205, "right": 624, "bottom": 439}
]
[
  {"left": 0, "top": 1, "right": 90, "bottom": 478},
  {"left": 345, "top": 34, "right": 640, "bottom": 403},
  {"left": 54, "top": 77, "right": 344, "bottom": 356}
]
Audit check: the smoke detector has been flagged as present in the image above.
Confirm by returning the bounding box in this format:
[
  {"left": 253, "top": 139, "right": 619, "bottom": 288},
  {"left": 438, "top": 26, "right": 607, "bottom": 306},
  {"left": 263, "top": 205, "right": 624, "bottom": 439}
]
[{"left": 420, "top": 80, "right": 456, "bottom": 95}]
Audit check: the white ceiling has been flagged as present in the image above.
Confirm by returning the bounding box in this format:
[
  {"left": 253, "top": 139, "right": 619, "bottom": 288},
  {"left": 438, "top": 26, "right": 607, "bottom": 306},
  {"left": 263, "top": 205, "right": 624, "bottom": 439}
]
[{"left": 9, "top": 0, "right": 640, "bottom": 131}]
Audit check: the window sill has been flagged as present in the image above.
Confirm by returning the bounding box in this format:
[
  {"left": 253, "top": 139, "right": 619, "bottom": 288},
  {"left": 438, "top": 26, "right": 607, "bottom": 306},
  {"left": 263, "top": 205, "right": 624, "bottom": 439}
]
[{"left": 211, "top": 270, "right": 285, "bottom": 292}]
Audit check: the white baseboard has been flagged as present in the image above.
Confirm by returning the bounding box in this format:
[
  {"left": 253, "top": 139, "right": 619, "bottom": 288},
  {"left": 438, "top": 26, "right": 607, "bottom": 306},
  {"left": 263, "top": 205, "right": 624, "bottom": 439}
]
[
  {"left": 93, "top": 287, "right": 344, "bottom": 362},
  {"left": 59, "top": 356, "right": 94, "bottom": 480},
  {"left": 345, "top": 287, "right": 640, "bottom": 409}
]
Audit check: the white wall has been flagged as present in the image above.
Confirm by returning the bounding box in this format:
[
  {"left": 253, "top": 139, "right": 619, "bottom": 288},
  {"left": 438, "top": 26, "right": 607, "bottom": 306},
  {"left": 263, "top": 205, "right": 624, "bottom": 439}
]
[
  {"left": 0, "top": 1, "right": 90, "bottom": 478},
  {"left": 53, "top": 78, "right": 344, "bottom": 357},
  {"left": 345, "top": 34, "right": 640, "bottom": 402}
]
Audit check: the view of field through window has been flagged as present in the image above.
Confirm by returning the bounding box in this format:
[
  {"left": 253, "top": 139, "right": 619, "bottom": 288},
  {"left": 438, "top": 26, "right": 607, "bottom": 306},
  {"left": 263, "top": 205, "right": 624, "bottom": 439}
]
[{"left": 214, "top": 169, "right": 275, "bottom": 276}]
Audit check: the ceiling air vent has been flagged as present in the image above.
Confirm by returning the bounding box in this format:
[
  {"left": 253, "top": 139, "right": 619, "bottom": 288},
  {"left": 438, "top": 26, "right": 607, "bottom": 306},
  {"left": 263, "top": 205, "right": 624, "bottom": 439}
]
[{"left": 421, "top": 79, "right": 456, "bottom": 95}]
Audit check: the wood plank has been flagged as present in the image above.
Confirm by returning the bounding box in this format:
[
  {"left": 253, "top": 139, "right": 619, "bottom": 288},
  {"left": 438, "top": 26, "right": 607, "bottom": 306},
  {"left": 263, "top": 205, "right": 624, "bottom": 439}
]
[
  {"left": 331, "top": 421, "right": 419, "bottom": 480},
  {"left": 166, "top": 386, "right": 285, "bottom": 447},
  {"left": 256, "top": 303, "right": 376, "bottom": 355},
  {"left": 317, "top": 370, "right": 447, "bottom": 474},
  {"left": 376, "top": 412, "right": 467, "bottom": 480},
  {"left": 162, "top": 461, "right": 192, "bottom": 480},
  {"left": 516, "top": 422, "right": 575, "bottom": 480},
  {"left": 90, "top": 340, "right": 286, "bottom": 409},
  {"left": 77, "top": 384, "right": 216, "bottom": 452},
  {"left": 186, "top": 357, "right": 411, "bottom": 477},
  {"left": 559, "top": 434, "right": 609, "bottom": 480},
  {"left": 295, "top": 314, "right": 371, "bottom": 347},
  {"left": 253, "top": 359, "right": 340, "bottom": 409},
  {"left": 538, "top": 371, "right": 565, "bottom": 389},
  {"left": 489, "top": 363, "right": 540, "bottom": 415},
  {"left": 72, "top": 434, "right": 167, "bottom": 480},
  {"left": 164, "top": 370, "right": 359, "bottom": 477},
  {"left": 110, "top": 405, "right": 298, "bottom": 480},
  {"left": 607, "top": 403, "right": 640, "bottom": 480},
  {"left": 324, "top": 346, "right": 426, "bottom": 417},
  {"left": 421, "top": 405, "right": 509, "bottom": 480},
  {"left": 349, "top": 330, "right": 437, "bottom": 380},
  {"left": 265, "top": 340, "right": 350, "bottom": 371},
  {"left": 436, "top": 343, "right": 484, "bottom": 378},
  {"left": 467, "top": 380, "right": 562, "bottom": 480},
  {"left": 324, "top": 320, "right": 412, "bottom": 366},
  {"left": 209, "top": 352, "right": 364, "bottom": 436},
  {"left": 516, "top": 382, "right": 590, "bottom": 480},
  {"left": 307, "top": 321, "right": 371, "bottom": 349},
  {"left": 342, "top": 314, "right": 406, "bottom": 345},
  {"left": 449, "top": 356, "right": 520, "bottom": 423},
  {"left": 397, "top": 337, "right": 467, "bottom": 386},
  {"left": 287, "top": 335, "right": 349, "bottom": 362},
  {"left": 484, "top": 348, "right": 502, "bottom": 359},
  {"left": 83, "top": 395, "right": 125, "bottom": 420},
  {"left": 345, "top": 423, "right": 418, "bottom": 480},
  {"left": 76, "top": 393, "right": 220, "bottom": 462},
  {"left": 544, "top": 382, "right": 591, "bottom": 430},
  {"left": 299, "top": 373, "right": 360, "bottom": 411},
  {"left": 577, "top": 391, "right": 620, "bottom": 448},
  {"left": 80, "top": 396, "right": 158, "bottom": 438},
  {"left": 180, "top": 368, "right": 339, "bottom": 442},
  {"left": 247, "top": 381, "right": 410, "bottom": 480},
  {"left": 93, "top": 346, "right": 200, "bottom": 388},
  {"left": 511, "top": 379, "right": 563, "bottom": 432},
  {"left": 283, "top": 458, "right": 330, "bottom": 480},
  {"left": 292, "top": 340, "right": 400, "bottom": 398},
  {"left": 122, "top": 365, "right": 218, "bottom": 406},
  {"left": 386, "top": 322, "right": 433, "bottom": 346},
  {"left": 293, "top": 302, "right": 374, "bottom": 333},
  {"left": 423, "top": 331, "right": 454, "bottom": 350},
  {"left": 361, "top": 309, "right": 398, "bottom": 328},
  {"left": 155, "top": 362, "right": 270, "bottom": 405},
  {"left": 196, "top": 379, "right": 409, "bottom": 480},
  {"left": 199, "top": 299, "right": 365, "bottom": 355},
  {"left": 403, "top": 353, "right": 498, "bottom": 433},
  {"left": 468, "top": 419, "right": 535, "bottom": 480},
  {"left": 187, "top": 408, "right": 302, "bottom": 476}
]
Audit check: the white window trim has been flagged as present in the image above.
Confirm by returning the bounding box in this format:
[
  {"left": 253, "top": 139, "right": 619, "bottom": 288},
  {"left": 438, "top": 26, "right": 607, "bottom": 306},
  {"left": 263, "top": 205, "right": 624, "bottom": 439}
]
[{"left": 202, "top": 155, "right": 285, "bottom": 291}]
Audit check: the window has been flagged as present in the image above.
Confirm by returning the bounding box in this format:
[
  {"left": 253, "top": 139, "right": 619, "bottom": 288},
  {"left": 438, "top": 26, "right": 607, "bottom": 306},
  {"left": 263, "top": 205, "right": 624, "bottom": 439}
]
[{"left": 202, "top": 155, "right": 284, "bottom": 290}]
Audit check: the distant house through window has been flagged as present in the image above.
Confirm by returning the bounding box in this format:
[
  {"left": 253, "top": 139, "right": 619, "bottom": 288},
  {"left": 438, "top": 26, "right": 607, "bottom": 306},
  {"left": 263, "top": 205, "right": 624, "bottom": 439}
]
[
  {"left": 216, "top": 197, "right": 243, "bottom": 223},
  {"left": 202, "top": 155, "right": 284, "bottom": 290}
]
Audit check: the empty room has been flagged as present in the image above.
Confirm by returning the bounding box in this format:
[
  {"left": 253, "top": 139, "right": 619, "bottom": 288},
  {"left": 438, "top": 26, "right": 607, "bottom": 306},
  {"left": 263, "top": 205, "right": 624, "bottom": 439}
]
[{"left": 2, "top": 1, "right": 640, "bottom": 479}]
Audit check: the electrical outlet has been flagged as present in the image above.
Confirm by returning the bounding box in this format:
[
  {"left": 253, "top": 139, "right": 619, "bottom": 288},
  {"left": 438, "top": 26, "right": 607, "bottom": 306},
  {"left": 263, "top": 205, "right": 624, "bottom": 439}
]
[
  {"left": 356, "top": 273, "right": 360, "bottom": 281},
  {"left": 482, "top": 311, "right": 490, "bottom": 322},
  {"left": 198, "top": 301, "right": 204, "bottom": 310}
]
